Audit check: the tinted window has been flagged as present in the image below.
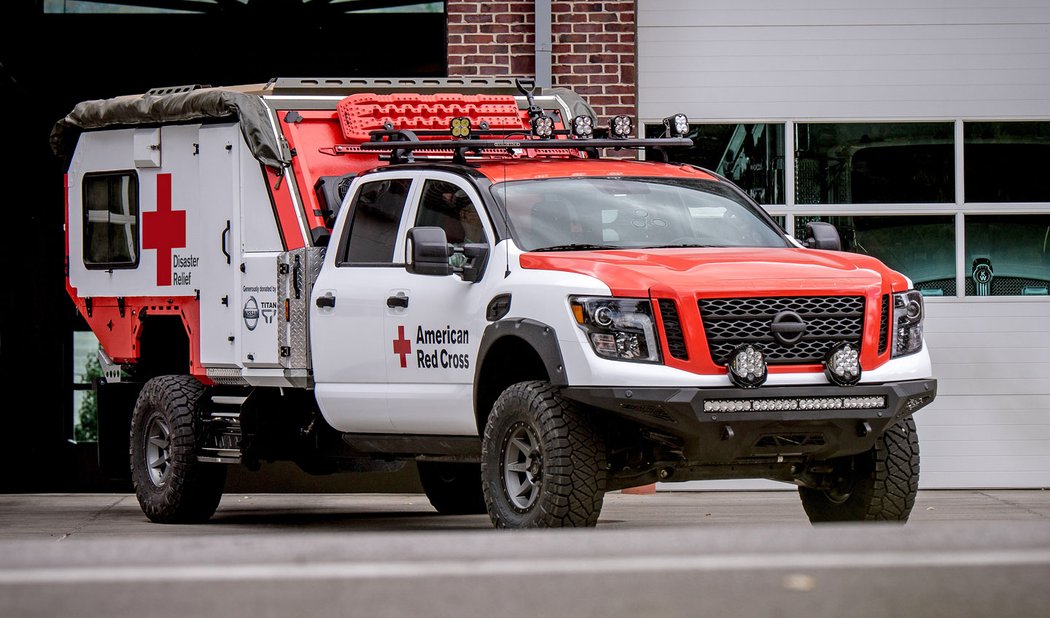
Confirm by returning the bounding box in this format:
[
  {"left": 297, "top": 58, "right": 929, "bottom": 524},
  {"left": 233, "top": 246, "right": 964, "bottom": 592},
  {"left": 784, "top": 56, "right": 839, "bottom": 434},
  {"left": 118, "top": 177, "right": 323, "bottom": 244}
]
[
  {"left": 965, "top": 122, "right": 1050, "bottom": 202},
  {"left": 794, "top": 215, "right": 956, "bottom": 295},
  {"left": 965, "top": 215, "right": 1050, "bottom": 296},
  {"left": 83, "top": 172, "right": 138, "bottom": 268},
  {"left": 645, "top": 123, "right": 786, "bottom": 205},
  {"left": 795, "top": 122, "right": 954, "bottom": 204},
  {"left": 340, "top": 178, "right": 412, "bottom": 265},
  {"left": 415, "top": 180, "right": 486, "bottom": 245}
]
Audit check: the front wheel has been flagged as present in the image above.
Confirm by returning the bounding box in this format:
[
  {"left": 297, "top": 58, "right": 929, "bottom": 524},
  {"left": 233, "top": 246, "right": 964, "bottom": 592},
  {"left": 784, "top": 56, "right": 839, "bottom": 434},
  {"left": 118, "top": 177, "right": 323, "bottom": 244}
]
[
  {"left": 799, "top": 417, "right": 920, "bottom": 522},
  {"left": 130, "top": 375, "right": 226, "bottom": 523},
  {"left": 481, "top": 381, "right": 607, "bottom": 528}
]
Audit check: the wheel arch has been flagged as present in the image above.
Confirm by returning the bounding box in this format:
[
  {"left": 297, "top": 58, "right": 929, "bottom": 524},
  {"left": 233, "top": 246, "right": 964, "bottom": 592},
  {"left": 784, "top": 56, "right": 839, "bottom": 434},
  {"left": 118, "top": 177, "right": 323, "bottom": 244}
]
[{"left": 473, "top": 319, "right": 567, "bottom": 434}]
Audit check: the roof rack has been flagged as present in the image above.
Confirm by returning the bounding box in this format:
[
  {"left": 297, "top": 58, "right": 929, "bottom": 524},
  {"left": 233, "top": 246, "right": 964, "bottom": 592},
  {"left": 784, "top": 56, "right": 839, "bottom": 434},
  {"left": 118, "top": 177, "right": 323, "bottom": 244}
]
[
  {"left": 270, "top": 77, "right": 527, "bottom": 96},
  {"left": 144, "top": 84, "right": 211, "bottom": 96},
  {"left": 357, "top": 131, "right": 693, "bottom": 164}
]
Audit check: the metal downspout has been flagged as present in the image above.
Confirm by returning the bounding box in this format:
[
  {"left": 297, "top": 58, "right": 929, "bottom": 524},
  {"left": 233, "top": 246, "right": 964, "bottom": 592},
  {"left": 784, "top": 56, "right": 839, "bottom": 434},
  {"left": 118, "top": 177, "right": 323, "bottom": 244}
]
[{"left": 535, "top": 0, "right": 552, "bottom": 88}]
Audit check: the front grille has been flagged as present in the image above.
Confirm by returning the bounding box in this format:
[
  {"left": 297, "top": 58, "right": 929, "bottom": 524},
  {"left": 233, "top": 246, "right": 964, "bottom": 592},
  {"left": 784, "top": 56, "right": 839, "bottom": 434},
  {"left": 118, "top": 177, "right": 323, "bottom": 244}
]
[
  {"left": 699, "top": 296, "right": 865, "bottom": 365},
  {"left": 657, "top": 299, "right": 688, "bottom": 360}
]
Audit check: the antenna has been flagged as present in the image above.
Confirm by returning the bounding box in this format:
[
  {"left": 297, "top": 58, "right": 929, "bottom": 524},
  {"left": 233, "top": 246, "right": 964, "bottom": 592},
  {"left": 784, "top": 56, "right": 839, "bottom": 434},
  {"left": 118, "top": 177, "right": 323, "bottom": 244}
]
[{"left": 503, "top": 160, "right": 511, "bottom": 279}]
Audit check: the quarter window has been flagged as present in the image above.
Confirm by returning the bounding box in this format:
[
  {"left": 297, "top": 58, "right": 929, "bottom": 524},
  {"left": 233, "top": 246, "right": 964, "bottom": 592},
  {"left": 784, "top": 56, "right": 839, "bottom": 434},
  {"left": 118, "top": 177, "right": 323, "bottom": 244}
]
[{"left": 83, "top": 172, "right": 139, "bottom": 268}]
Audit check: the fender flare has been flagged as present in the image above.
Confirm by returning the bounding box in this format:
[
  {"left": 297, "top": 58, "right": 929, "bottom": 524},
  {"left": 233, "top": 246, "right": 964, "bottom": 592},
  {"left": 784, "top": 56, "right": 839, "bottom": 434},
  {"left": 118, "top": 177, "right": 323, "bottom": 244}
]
[{"left": 473, "top": 318, "right": 568, "bottom": 388}]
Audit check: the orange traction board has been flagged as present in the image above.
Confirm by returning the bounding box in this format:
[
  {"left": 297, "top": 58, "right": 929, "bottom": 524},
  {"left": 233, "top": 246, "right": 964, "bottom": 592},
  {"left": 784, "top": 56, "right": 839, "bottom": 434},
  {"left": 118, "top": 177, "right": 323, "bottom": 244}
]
[{"left": 337, "top": 93, "right": 528, "bottom": 142}]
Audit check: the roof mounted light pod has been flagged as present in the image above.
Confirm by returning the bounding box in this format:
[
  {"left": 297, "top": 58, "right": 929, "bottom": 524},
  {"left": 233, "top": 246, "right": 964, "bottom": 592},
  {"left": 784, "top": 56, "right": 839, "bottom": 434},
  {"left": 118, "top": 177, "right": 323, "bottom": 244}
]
[
  {"left": 663, "top": 113, "right": 690, "bottom": 138},
  {"left": 610, "top": 115, "right": 633, "bottom": 139},
  {"left": 572, "top": 115, "right": 595, "bottom": 139}
]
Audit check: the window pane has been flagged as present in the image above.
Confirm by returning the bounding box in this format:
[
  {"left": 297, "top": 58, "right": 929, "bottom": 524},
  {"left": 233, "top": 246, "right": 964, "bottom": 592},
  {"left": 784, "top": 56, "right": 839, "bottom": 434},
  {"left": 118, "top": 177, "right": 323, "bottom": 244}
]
[
  {"left": 83, "top": 173, "right": 138, "bottom": 268},
  {"left": 965, "top": 122, "right": 1050, "bottom": 202},
  {"left": 795, "top": 215, "right": 956, "bottom": 295},
  {"left": 644, "top": 123, "right": 785, "bottom": 205},
  {"left": 416, "top": 180, "right": 485, "bottom": 245},
  {"left": 494, "top": 177, "right": 787, "bottom": 251},
  {"left": 964, "top": 215, "right": 1050, "bottom": 296},
  {"left": 795, "top": 123, "right": 954, "bottom": 204},
  {"left": 342, "top": 178, "right": 412, "bottom": 264}
]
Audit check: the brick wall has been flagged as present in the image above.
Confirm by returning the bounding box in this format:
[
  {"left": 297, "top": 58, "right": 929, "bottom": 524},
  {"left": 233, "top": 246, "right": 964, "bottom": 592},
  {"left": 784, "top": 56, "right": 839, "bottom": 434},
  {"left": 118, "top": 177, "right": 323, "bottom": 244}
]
[{"left": 447, "top": 1, "right": 637, "bottom": 125}]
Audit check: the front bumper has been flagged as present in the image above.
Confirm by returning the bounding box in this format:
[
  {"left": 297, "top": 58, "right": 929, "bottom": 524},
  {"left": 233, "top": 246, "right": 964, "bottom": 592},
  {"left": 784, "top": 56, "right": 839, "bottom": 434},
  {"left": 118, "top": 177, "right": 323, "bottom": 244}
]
[{"left": 562, "top": 379, "right": 937, "bottom": 463}]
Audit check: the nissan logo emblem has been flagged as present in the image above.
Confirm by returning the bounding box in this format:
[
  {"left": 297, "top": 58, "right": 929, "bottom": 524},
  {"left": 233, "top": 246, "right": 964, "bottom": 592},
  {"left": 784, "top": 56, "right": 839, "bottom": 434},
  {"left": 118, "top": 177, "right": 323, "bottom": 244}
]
[{"left": 770, "top": 310, "right": 806, "bottom": 346}]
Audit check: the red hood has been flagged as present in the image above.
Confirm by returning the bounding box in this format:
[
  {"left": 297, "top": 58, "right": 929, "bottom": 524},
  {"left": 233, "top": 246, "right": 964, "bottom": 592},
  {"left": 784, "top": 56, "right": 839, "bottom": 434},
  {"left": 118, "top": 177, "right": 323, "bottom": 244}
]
[{"left": 519, "top": 247, "right": 909, "bottom": 297}]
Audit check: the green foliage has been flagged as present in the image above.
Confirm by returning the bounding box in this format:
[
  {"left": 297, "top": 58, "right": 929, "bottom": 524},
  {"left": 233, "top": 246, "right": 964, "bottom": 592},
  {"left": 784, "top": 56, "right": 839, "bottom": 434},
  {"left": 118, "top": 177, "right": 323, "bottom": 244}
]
[{"left": 74, "top": 349, "right": 102, "bottom": 442}]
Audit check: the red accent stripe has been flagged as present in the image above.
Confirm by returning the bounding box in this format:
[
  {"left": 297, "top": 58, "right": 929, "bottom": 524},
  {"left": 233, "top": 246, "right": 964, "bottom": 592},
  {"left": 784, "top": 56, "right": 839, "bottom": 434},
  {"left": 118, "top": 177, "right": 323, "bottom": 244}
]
[{"left": 265, "top": 167, "right": 306, "bottom": 250}]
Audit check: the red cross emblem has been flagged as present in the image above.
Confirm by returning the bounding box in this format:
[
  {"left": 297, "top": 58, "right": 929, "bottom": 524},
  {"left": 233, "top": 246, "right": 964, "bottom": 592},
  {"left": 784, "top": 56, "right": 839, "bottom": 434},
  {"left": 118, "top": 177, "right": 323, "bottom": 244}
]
[
  {"left": 392, "top": 325, "right": 412, "bottom": 368},
  {"left": 142, "top": 174, "right": 186, "bottom": 286}
]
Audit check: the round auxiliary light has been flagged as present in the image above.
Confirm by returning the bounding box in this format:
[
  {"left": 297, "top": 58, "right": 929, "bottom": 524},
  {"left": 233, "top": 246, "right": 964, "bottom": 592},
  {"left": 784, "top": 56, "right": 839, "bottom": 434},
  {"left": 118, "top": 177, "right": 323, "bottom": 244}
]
[
  {"left": 726, "top": 344, "right": 767, "bottom": 389},
  {"left": 663, "top": 113, "right": 690, "bottom": 137},
  {"left": 531, "top": 115, "right": 555, "bottom": 139},
  {"left": 450, "top": 116, "right": 472, "bottom": 139},
  {"left": 610, "top": 115, "right": 633, "bottom": 139},
  {"left": 572, "top": 114, "right": 595, "bottom": 138},
  {"left": 824, "top": 342, "right": 862, "bottom": 386}
]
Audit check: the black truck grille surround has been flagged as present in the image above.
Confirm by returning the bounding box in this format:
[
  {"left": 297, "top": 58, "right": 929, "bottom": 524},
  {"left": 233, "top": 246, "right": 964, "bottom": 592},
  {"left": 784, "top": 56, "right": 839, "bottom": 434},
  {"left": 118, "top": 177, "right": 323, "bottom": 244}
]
[
  {"left": 657, "top": 299, "right": 689, "bottom": 360},
  {"left": 877, "top": 294, "right": 890, "bottom": 355},
  {"left": 699, "top": 296, "right": 865, "bottom": 365}
]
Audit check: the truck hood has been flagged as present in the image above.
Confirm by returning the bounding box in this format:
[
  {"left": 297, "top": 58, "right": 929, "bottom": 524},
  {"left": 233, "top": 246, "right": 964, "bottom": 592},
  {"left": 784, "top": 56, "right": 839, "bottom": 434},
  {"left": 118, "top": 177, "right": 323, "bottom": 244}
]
[{"left": 518, "top": 247, "right": 909, "bottom": 297}]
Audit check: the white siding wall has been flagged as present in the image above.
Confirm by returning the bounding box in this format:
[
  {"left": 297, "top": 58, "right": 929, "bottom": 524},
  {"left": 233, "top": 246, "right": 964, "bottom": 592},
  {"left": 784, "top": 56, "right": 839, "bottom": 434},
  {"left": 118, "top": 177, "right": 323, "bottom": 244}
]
[
  {"left": 922, "top": 299, "right": 1050, "bottom": 487},
  {"left": 639, "top": 0, "right": 1050, "bottom": 121},
  {"left": 640, "top": 0, "right": 1050, "bottom": 489}
]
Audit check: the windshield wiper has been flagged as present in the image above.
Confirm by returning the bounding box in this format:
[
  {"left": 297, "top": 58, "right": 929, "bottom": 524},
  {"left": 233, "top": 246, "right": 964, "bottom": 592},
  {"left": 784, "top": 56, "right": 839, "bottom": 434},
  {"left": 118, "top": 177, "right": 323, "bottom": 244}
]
[
  {"left": 531, "top": 243, "right": 620, "bottom": 252},
  {"left": 646, "top": 243, "right": 712, "bottom": 249}
]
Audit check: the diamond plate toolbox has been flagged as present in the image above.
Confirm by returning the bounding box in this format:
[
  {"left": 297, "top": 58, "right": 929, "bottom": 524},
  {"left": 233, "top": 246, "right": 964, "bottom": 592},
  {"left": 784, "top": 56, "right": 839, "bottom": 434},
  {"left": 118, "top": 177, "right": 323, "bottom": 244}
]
[{"left": 277, "top": 247, "right": 326, "bottom": 372}]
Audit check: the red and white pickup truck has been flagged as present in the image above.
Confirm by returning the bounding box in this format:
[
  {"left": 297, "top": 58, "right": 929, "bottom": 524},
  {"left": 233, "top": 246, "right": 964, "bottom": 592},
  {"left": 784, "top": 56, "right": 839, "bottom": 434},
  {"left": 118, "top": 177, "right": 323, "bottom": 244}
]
[{"left": 53, "top": 77, "right": 936, "bottom": 527}]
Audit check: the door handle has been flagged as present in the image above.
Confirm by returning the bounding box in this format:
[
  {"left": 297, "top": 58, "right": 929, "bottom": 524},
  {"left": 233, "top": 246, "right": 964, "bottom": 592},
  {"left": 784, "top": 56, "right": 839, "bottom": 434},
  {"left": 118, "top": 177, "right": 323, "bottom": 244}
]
[
  {"left": 316, "top": 294, "right": 336, "bottom": 308},
  {"left": 221, "top": 220, "right": 231, "bottom": 265},
  {"left": 386, "top": 295, "right": 409, "bottom": 309}
]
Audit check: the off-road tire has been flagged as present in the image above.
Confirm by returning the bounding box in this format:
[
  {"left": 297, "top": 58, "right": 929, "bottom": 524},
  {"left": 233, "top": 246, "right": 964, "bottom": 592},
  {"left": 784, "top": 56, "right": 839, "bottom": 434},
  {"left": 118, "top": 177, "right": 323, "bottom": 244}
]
[
  {"left": 799, "top": 417, "right": 920, "bottom": 523},
  {"left": 481, "top": 381, "right": 606, "bottom": 528},
  {"left": 417, "top": 461, "right": 486, "bottom": 515},
  {"left": 130, "top": 375, "right": 226, "bottom": 523}
]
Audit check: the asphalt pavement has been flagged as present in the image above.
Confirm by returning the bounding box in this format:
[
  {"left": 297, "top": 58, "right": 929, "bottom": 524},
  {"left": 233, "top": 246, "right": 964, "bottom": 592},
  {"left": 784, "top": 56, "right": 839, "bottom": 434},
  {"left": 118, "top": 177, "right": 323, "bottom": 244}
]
[{"left": 1, "top": 490, "right": 1049, "bottom": 617}]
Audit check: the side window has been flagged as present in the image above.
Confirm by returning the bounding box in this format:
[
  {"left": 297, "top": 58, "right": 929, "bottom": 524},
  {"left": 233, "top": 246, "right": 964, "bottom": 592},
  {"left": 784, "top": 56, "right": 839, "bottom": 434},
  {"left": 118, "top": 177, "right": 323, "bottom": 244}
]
[
  {"left": 339, "top": 178, "right": 412, "bottom": 265},
  {"left": 415, "top": 180, "right": 486, "bottom": 245},
  {"left": 83, "top": 172, "right": 139, "bottom": 269}
]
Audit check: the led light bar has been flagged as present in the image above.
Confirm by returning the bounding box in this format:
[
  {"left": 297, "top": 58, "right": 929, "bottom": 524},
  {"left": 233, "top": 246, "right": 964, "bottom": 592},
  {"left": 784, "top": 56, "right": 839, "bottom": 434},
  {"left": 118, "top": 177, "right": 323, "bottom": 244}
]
[{"left": 703, "top": 396, "right": 887, "bottom": 414}]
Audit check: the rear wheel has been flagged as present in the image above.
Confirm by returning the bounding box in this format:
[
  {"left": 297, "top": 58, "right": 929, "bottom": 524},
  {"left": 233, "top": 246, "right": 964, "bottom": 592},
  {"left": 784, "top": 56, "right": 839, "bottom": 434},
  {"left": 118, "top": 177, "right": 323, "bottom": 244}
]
[
  {"left": 481, "top": 381, "right": 606, "bottom": 528},
  {"left": 130, "top": 375, "right": 226, "bottom": 523},
  {"left": 417, "top": 461, "right": 486, "bottom": 515},
  {"left": 799, "top": 417, "right": 920, "bottom": 522}
]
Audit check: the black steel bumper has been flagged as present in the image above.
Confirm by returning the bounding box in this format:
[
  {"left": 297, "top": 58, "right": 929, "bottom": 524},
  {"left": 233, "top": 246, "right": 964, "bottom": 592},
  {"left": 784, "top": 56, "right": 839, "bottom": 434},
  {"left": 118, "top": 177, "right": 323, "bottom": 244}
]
[{"left": 562, "top": 379, "right": 937, "bottom": 463}]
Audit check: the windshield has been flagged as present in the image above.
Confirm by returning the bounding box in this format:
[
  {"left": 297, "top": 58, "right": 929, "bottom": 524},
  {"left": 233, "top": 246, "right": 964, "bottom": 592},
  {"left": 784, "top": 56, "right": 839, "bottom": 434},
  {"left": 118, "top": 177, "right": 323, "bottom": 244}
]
[{"left": 489, "top": 177, "right": 789, "bottom": 251}]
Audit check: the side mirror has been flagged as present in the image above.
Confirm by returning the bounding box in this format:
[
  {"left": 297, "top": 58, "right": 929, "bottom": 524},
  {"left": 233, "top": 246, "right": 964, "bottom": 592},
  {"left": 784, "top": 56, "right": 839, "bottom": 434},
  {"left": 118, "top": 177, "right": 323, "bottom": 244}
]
[
  {"left": 406, "top": 227, "right": 453, "bottom": 276},
  {"left": 460, "top": 243, "right": 490, "bottom": 283},
  {"left": 803, "top": 222, "right": 842, "bottom": 251}
]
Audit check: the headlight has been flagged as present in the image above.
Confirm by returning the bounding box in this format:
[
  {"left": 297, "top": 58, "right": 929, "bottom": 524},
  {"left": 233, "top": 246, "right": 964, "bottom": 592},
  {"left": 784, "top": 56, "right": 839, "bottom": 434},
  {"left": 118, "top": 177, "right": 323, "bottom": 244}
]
[
  {"left": 570, "top": 296, "right": 661, "bottom": 363},
  {"left": 891, "top": 290, "right": 924, "bottom": 357}
]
